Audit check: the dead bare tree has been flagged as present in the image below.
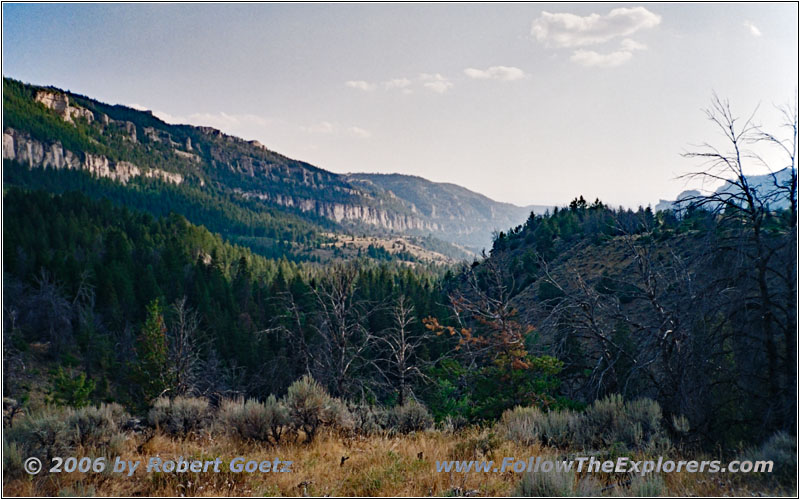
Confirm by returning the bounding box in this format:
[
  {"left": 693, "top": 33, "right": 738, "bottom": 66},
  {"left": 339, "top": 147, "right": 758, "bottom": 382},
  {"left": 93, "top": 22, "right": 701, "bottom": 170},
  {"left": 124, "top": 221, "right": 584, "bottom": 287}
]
[
  {"left": 310, "top": 262, "right": 376, "bottom": 398},
  {"left": 167, "top": 296, "right": 204, "bottom": 396},
  {"left": 681, "top": 93, "right": 797, "bottom": 431},
  {"left": 372, "top": 295, "right": 430, "bottom": 405}
]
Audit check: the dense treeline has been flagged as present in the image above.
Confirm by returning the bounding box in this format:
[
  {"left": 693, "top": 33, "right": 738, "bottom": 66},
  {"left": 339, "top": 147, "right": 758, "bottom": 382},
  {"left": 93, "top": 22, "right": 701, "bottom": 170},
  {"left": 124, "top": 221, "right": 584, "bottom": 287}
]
[
  {"left": 3, "top": 189, "right": 573, "bottom": 425},
  {"left": 4, "top": 160, "right": 332, "bottom": 261},
  {"left": 1, "top": 189, "right": 448, "bottom": 409}
]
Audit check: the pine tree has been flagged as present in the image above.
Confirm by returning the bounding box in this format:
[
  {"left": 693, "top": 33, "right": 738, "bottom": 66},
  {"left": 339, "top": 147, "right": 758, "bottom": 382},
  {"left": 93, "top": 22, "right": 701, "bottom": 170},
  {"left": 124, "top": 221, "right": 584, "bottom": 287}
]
[{"left": 132, "top": 298, "right": 169, "bottom": 404}]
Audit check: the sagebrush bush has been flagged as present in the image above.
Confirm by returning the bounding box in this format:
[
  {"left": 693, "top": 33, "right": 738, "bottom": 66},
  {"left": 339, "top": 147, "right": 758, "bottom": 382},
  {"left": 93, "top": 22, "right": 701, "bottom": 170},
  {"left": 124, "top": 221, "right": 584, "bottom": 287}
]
[
  {"left": 743, "top": 431, "right": 797, "bottom": 488},
  {"left": 148, "top": 396, "right": 211, "bottom": 436},
  {"left": 5, "top": 407, "right": 70, "bottom": 459},
  {"left": 349, "top": 403, "right": 389, "bottom": 436},
  {"left": 65, "top": 403, "right": 128, "bottom": 449},
  {"left": 540, "top": 410, "right": 579, "bottom": 448},
  {"left": 578, "top": 395, "right": 665, "bottom": 451},
  {"left": 630, "top": 474, "right": 666, "bottom": 496},
  {"left": 451, "top": 429, "right": 503, "bottom": 461},
  {"left": 439, "top": 414, "right": 469, "bottom": 434},
  {"left": 500, "top": 406, "right": 543, "bottom": 446},
  {"left": 3, "top": 438, "right": 25, "bottom": 480},
  {"left": 515, "top": 464, "right": 576, "bottom": 496},
  {"left": 5, "top": 402, "right": 128, "bottom": 461},
  {"left": 500, "top": 406, "right": 578, "bottom": 448},
  {"left": 219, "top": 396, "right": 288, "bottom": 445},
  {"left": 388, "top": 400, "right": 433, "bottom": 434},
  {"left": 325, "top": 397, "right": 355, "bottom": 433},
  {"left": 284, "top": 375, "right": 330, "bottom": 442},
  {"left": 501, "top": 395, "right": 665, "bottom": 452}
]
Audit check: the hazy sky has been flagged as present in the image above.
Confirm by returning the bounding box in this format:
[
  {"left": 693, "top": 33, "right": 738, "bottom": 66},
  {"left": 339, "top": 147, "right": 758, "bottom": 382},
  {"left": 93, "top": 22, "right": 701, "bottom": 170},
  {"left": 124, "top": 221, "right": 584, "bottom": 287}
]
[{"left": 2, "top": 3, "right": 797, "bottom": 207}]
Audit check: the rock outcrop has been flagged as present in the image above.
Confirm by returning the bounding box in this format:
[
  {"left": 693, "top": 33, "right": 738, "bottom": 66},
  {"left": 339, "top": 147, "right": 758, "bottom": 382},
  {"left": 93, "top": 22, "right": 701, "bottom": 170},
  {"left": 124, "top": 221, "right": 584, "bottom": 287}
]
[
  {"left": 234, "top": 189, "right": 439, "bottom": 231},
  {"left": 35, "top": 90, "right": 95, "bottom": 124},
  {"left": 3, "top": 128, "right": 182, "bottom": 186}
]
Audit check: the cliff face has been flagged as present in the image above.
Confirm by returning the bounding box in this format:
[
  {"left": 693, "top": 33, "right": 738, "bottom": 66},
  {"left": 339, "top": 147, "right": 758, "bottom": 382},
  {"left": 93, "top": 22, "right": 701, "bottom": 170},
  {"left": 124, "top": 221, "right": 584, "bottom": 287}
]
[
  {"left": 234, "top": 189, "right": 440, "bottom": 231},
  {"left": 35, "top": 90, "right": 96, "bottom": 125},
  {"left": 2, "top": 128, "right": 183, "bottom": 185}
]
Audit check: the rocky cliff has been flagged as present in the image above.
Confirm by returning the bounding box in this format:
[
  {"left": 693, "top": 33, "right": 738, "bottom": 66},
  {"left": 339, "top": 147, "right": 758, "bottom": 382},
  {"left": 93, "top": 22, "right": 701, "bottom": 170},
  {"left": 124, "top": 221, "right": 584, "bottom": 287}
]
[
  {"left": 2, "top": 127, "right": 183, "bottom": 185},
  {"left": 234, "top": 188, "right": 440, "bottom": 232}
]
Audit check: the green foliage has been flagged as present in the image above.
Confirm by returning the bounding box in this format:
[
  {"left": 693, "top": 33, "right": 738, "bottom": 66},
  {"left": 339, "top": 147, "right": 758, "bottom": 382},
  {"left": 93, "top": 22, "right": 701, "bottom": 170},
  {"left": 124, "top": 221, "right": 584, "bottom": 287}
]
[
  {"left": 132, "top": 299, "right": 169, "bottom": 403},
  {"left": 50, "top": 367, "right": 96, "bottom": 408}
]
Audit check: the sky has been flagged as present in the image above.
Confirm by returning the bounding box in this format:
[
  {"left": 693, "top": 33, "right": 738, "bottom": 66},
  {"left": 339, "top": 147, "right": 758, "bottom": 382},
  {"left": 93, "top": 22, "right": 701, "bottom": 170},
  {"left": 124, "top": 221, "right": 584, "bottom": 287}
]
[{"left": 2, "top": 3, "right": 798, "bottom": 207}]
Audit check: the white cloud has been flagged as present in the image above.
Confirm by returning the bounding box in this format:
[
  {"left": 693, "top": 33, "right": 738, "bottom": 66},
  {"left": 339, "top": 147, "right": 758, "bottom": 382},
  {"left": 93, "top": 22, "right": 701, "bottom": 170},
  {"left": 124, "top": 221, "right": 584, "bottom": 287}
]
[
  {"left": 570, "top": 49, "right": 633, "bottom": 68},
  {"left": 744, "top": 21, "right": 762, "bottom": 37},
  {"left": 463, "top": 66, "right": 527, "bottom": 81},
  {"left": 302, "top": 121, "right": 336, "bottom": 135},
  {"left": 620, "top": 38, "right": 647, "bottom": 51},
  {"left": 419, "top": 73, "right": 453, "bottom": 93},
  {"left": 383, "top": 78, "right": 412, "bottom": 90},
  {"left": 127, "top": 103, "right": 149, "bottom": 111},
  {"left": 153, "top": 110, "right": 269, "bottom": 129},
  {"left": 531, "top": 7, "right": 661, "bottom": 48},
  {"left": 302, "top": 121, "right": 371, "bottom": 139},
  {"left": 347, "top": 126, "right": 371, "bottom": 138},
  {"left": 345, "top": 80, "right": 377, "bottom": 91}
]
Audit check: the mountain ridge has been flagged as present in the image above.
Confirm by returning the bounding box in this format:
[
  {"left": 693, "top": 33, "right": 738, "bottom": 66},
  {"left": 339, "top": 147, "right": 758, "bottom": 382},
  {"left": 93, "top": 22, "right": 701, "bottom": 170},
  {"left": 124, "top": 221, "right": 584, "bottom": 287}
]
[{"left": 2, "top": 77, "right": 550, "bottom": 254}]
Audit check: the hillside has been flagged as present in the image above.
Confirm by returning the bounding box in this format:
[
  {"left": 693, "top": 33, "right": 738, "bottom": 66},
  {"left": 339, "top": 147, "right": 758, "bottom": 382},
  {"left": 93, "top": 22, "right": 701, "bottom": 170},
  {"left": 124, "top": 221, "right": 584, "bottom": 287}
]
[
  {"left": 346, "top": 173, "right": 550, "bottom": 251},
  {"left": 655, "top": 167, "right": 795, "bottom": 212},
  {"left": 2, "top": 77, "right": 549, "bottom": 259}
]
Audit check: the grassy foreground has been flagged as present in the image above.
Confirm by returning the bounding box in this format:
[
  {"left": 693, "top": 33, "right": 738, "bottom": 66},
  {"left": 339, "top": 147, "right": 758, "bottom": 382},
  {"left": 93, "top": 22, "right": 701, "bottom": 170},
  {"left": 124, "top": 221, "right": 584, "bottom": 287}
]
[{"left": 3, "top": 426, "right": 793, "bottom": 497}]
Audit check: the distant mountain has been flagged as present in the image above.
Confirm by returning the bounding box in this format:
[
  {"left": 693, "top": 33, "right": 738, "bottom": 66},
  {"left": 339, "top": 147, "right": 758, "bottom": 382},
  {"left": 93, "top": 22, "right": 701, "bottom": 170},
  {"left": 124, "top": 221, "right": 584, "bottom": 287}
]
[
  {"left": 3, "top": 77, "right": 556, "bottom": 259},
  {"left": 656, "top": 168, "right": 795, "bottom": 213},
  {"left": 346, "top": 173, "right": 550, "bottom": 251}
]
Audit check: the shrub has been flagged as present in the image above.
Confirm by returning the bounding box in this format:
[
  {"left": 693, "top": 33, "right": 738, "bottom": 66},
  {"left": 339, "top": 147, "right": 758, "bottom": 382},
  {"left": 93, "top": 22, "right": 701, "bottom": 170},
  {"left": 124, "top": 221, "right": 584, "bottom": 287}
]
[
  {"left": 451, "top": 429, "right": 503, "bottom": 461},
  {"left": 540, "top": 410, "right": 579, "bottom": 448},
  {"left": 6, "top": 403, "right": 129, "bottom": 461},
  {"left": 630, "top": 474, "right": 667, "bottom": 496},
  {"left": 500, "top": 406, "right": 543, "bottom": 446},
  {"left": 349, "top": 403, "right": 389, "bottom": 436},
  {"left": 64, "top": 403, "right": 128, "bottom": 449},
  {"left": 148, "top": 396, "right": 211, "bottom": 436},
  {"left": 439, "top": 414, "right": 469, "bottom": 434},
  {"left": 742, "top": 431, "right": 797, "bottom": 488},
  {"left": 50, "top": 367, "right": 95, "bottom": 408},
  {"left": 515, "top": 460, "right": 576, "bottom": 496},
  {"left": 388, "top": 400, "right": 433, "bottom": 434},
  {"left": 3, "top": 438, "right": 24, "bottom": 479},
  {"left": 5, "top": 407, "right": 70, "bottom": 460},
  {"left": 500, "top": 406, "right": 578, "bottom": 448},
  {"left": 578, "top": 395, "right": 665, "bottom": 451},
  {"left": 326, "top": 397, "right": 355, "bottom": 433},
  {"left": 219, "top": 396, "right": 288, "bottom": 445},
  {"left": 284, "top": 375, "right": 330, "bottom": 443}
]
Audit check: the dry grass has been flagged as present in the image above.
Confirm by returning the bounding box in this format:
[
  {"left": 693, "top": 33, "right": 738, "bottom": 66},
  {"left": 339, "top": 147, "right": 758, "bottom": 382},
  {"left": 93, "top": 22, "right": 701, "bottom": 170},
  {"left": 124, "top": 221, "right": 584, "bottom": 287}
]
[{"left": 3, "top": 427, "right": 793, "bottom": 497}]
